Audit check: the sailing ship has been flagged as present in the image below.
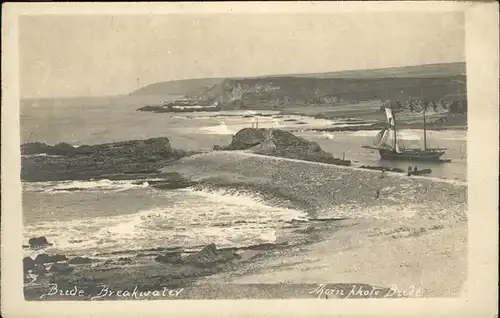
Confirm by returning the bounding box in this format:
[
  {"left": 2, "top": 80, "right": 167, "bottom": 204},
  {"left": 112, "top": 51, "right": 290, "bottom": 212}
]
[{"left": 362, "top": 100, "right": 448, "bottom": 162}]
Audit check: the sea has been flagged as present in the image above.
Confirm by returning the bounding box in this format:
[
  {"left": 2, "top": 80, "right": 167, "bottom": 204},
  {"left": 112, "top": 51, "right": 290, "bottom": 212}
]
[{"left": 21, "top": 96, "right": 467, "bottom": 260}]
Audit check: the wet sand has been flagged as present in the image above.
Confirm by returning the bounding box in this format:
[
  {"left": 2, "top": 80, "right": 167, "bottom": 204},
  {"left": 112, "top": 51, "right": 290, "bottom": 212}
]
[{"left": 202, "top": 219, "right": 467, "bottom": 298}]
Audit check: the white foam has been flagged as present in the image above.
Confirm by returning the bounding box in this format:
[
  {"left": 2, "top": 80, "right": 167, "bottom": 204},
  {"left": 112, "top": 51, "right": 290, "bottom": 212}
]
[
  {"left": 199, "top": 121, "right": 238, "bottom": 135},
  {"left": 196, "top": 114, "right": 367, "bottom": 135},
  {"left": 181, "top": 187, "right": 309, "bottom": 222},
  {"left": 22, "top": 153, "right": 50, "bottom": 158},
  {"left": 23, "top": 179, "right": 156, "bottom": 193},
  {"left": 23, "top": 186, "right": 309, "bottom": 256},
  {"left": 322, "top": 132, "right": 335, "bottom": 140}
]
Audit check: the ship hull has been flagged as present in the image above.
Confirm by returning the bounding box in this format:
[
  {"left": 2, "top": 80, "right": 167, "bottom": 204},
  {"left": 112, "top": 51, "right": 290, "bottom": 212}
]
[{"left": 378, "top": 148, "right": 445, "bottom": 162}]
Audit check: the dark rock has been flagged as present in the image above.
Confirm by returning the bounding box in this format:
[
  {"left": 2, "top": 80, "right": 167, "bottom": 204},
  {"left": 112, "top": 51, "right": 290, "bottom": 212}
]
[
  {"left": 23, "top": 257, "right": 36, "bottom": 272},
  {"left": 155, "top": 252, "right": 183, "bottom": 264},
  {"left": 28, "top": 236, "right": 53, "bottom": 249},
  {"left": 409, "top": 168, "right": 432, "bottom": 176},
  {"left": 48, "top": 263, "right": 73, "bottom": 274},
  {"left": 225, "top": 128, "right": 267, "bottom": 150},
  {"left": 68, "top": 256, "right": 93, "bottom": 264},
  {"left": 246, "top": 243, "right": 281, "bottom": 250},
  {"left": 184, "top": 243, "right": 240, "bottom": 266},
  {"left": 224, "top": 128, "right": 351, "bottom": 166},
  {"left": 24, "top": 274, "right": 33, "bottom": 283},
  {"left": 293, "top": 225, "right": 316, "bottom": 234},
  {"left": 73, "top": 145, "right": 95, "bottom": 155},
  {"left": 31, "top": 264, "right": 47, "bottom": 275},
  {"left": 21, "top": 137, "right": 194, "bottom": 182},
  {"left": 34, "top": 253, "right": 68, "bottom": 265},
  {"left": 21, "top": 142, "right": 53, "bottom": 155},
  {"left": 149, "top": 180, "right": 194, "bottom": 190},
  {"left": 137, "top": 105, "right": 165, "bottom": 112},
  {"left": 360, "top": 165, "right": 405, "bottom": 173},
  {"left": 49, "top": 142, "right": 77, "bottom": 156}
]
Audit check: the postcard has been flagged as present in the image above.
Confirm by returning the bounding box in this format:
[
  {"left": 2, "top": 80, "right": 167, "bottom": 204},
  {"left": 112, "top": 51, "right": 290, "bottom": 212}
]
[{"left": 1, "top": 2, "right": 498, "bottom": 317}]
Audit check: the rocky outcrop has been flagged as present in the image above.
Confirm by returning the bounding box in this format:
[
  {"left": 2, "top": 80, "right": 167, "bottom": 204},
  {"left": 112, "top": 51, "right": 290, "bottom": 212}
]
[
  {"left": 137, "top": 102, "right": 218, "bottom": 113},
  {"left": 34, "top": 253, "right": 68, "bottom": 264},
  {"left": 154, "top": 244, "right": 240, "bottom": 266},
  {"left": 155, "top": 252, "right": 183, "bottom": 264},
  {"left": 23, "top": 138, "right": 172, "bottom": 157},
  {"left": 21, "top": 137, "right": 195, "bottom": 182},
  {"left": 184, "top": 243, "right": 240, "bottom": 266},
  {"left": 28, "top": 236, "right": 53, "bottom": 249},
  {"left": 23, "top": 257, "right": 36, "bottom": 272},
  {"left": 194, "top": 73, "right": 467, "bottom": 110},
  {"left": 224, "top": 128, "right": 351, "bottom": 166},
  {"left": 48, "top": 263, "right": 74, "bottom": 274},
  {"left": 24, "top": 253, "right": 70, "bottom": 273},
  {"left": 360, "top": 165, "right": 405, "bottom": 173}
]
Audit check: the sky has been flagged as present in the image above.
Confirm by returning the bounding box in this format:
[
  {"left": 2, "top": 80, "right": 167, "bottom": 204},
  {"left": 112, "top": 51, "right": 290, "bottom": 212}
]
[{"left": 19, "top": 12, "right": 465, "bottom": 98}]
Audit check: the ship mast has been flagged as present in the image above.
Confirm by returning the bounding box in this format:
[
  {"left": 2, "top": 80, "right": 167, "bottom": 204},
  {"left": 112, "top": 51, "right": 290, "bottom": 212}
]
[
  {"left": 423, "top": 106, "right": 427, "bottom": 150},
  {"left": 421, "top": 89, "right": 427, "bottom": 151},
  {"left": 392, "top": 100, "right": 397, "bottom": 151},
  {"left": 387, "top": 93, "right": 397, "bottom": 151}
]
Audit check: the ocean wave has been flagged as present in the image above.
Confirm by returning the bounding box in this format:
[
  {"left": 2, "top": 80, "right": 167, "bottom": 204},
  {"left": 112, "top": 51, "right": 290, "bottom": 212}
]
[
  {"left": 23, "top": 179, "right": 155, "bottom": 193},
  {"left": 199, "top": 122, "right": 238, "bottom": 135},
  {"left": 23, "top": 185, "right": 309, "bottom": 257},
  {"left": 180, "top": 186, "right": 309, "bottom": 223},
  {"left": 197, "top": 115, "right": 369, "bottom": 136}
]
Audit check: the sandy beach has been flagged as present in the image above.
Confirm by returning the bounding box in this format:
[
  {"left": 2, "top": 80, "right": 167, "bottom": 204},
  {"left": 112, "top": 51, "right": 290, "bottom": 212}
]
[
  {"left": 22, "top": 149, "right": 467, "bottom": 300},
  {"left": 163, "top": 151, "right": 467, "bottom": 298}
]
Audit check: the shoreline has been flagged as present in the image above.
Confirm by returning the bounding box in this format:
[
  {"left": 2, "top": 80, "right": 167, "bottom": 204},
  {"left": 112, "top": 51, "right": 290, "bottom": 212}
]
[
  {"left": 200, "top": 219, "right": 467, "bottom": 298},
  {"left": 22, "top": 137, "right": 467, "bottom": 300},
  {"left": 23, "top": 216, "right": 467, "bottom": 300}
]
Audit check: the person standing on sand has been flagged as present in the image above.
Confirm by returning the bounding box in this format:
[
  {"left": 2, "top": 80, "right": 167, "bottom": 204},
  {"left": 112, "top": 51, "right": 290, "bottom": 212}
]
[
  {"left": 380, "top": 168, "right": 386, "bottom": 179},
  {"left": 375, "top": 189, "right": 380, "bottom": 199},
  {"left": 407, "top": 166, "right": 413, "bottom": 176}
]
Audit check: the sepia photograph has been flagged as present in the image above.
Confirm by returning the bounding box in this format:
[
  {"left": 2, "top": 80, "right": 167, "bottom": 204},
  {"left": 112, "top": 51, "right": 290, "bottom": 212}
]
[{"left": 1, "top": 2, "right": 498, "bottom": 317}]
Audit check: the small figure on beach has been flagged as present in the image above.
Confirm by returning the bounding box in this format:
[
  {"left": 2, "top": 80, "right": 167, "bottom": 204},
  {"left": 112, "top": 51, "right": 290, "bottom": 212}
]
[
  {"left": 407, "top": 166, "right": 413, "bottom": 176},
  {"left": 375, "top": 189, "right": 380, "bottom": 199},
  {"left": 413, "top": 166, "right": 418, "bottom": 173},
  {"left": 380, "top": 168, "right": 386, "bottom": 179}
]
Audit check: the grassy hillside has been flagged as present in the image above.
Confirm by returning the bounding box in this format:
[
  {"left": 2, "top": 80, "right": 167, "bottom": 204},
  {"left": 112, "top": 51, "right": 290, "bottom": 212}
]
[
  {"left": 280, "top": 62, "right": 466, "bottom": 79},
  {"left": 198, "top": 76, "right": 466, "bottom": 109},
  {"left": 130, "top": 78, "right": 225, "bottom": 97},
  {"left": 131, "top": 62, "right": 467, "bottom": 110},
  {"left": 130, "top": 62, "right": 465, "bottom": 97}
]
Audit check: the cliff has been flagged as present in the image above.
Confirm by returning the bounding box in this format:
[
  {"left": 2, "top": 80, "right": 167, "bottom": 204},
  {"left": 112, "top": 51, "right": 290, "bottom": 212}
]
[
  {"left": 132, "top": 62, "right": 467, "bottom": 111},
  {"left": 198, "top": 76, "right": 466, "bottom": 110}
]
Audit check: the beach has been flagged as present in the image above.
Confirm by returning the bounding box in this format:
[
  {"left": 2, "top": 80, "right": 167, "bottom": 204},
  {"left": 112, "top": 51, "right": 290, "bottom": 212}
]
[
  {"left": 20, "top": 99, "right": 467, "bottom": 300},
  {"left": 23, "top": 148, "right": 467, "bottom": 299}
]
